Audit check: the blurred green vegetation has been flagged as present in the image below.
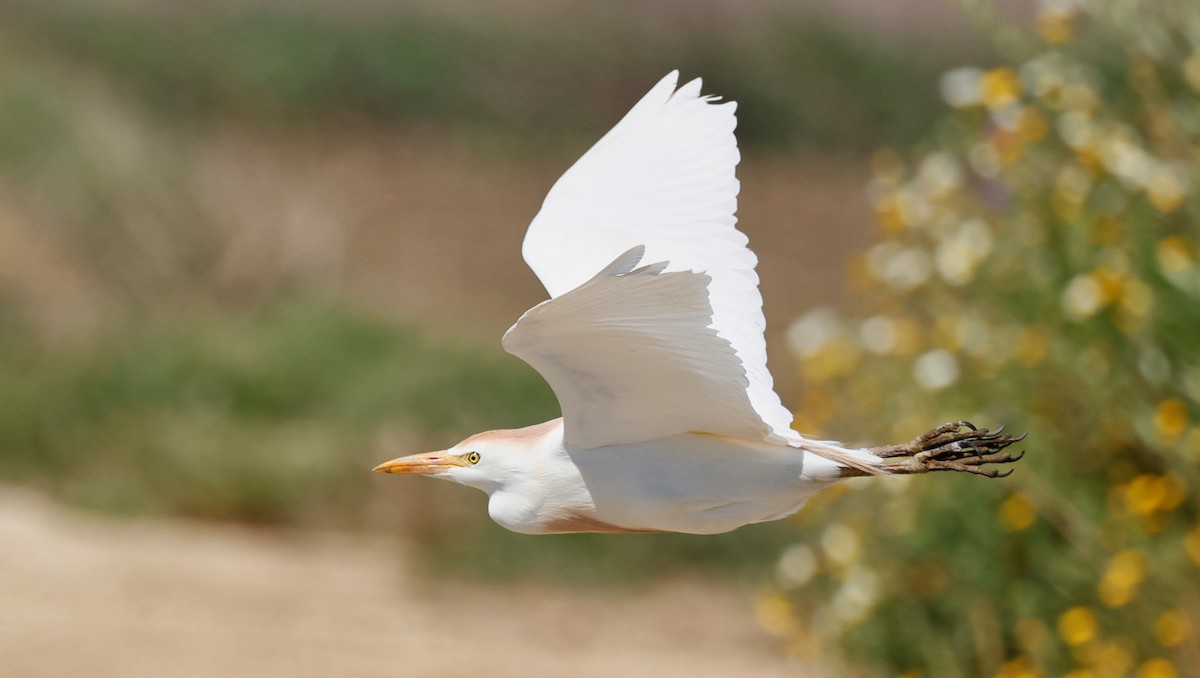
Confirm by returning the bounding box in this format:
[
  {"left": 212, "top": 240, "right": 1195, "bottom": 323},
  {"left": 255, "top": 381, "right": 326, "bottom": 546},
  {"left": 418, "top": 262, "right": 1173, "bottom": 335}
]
[
  {"left": 0, "top": 299, "right": 815, "bottom": 582},
  {"left": 773, "top": 1, "right": 1200, "bottom": 676},
  {"left": 6, "top": 2, "right": 946, "bottom": 151},
  {"left": 0, "top": 302, "right": 559, "bottom": 522}
]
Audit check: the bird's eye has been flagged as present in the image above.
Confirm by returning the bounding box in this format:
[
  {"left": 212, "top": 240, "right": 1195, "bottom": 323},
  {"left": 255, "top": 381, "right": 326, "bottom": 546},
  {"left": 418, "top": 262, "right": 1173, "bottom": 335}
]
[{"left": 466, "top": 452, "right": 481, "bottom": 465}]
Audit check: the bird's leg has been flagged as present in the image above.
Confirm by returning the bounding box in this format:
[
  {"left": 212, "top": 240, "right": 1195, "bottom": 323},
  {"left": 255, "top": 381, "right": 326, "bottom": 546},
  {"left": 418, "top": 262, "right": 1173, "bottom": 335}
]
[{"left": 839, "top": 421, "right": 1025, "bottom": 478}]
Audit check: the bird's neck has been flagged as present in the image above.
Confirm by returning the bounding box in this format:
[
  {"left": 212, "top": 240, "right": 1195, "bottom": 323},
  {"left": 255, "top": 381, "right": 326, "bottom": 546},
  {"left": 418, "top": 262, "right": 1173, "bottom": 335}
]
[{"left": 485, "top": 419, "right": 595, "bottom": 533}]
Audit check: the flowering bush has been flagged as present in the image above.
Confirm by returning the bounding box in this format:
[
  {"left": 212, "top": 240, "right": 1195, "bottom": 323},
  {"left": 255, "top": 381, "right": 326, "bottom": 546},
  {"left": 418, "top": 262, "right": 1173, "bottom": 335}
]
[{"left": 770, "top": 2, "right": 1200, "bottom": 676}]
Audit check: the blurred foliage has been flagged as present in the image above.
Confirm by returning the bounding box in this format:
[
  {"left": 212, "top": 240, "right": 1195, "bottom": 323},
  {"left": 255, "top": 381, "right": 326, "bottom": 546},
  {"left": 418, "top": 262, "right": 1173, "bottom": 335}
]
[
  {"left": 773, "top": 1, "right": 1200, "bottom": 676},
  {"left": 0, "top": 35, "right": 226, "bottom": 308},
  {"left": 5, "top": 2, "right": 946, "bottom": 151},
  {"left": 0, "top": 302, "right": 558, "bottom": 523},
  {"left": 0, "top": 299, "right": 814, "bottom": 583}
]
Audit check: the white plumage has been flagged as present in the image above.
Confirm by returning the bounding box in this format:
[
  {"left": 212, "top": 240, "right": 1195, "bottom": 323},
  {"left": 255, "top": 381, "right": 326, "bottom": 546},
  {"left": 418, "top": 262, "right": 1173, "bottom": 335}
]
[
  {"left": 521, "top": 72, "right": 795, "bottom": 443},
  {"left": 504, "top": 245, "right": 773, "bottom": 449},
  {"left": 374, "top": 72, "right": 1023, "bottom": 534}
]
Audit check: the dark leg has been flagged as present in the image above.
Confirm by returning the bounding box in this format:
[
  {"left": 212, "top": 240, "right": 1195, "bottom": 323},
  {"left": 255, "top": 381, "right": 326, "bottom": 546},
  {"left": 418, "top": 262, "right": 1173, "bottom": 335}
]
[{"left": 839, "top": 421, "right": 1025, "bottom": 478}]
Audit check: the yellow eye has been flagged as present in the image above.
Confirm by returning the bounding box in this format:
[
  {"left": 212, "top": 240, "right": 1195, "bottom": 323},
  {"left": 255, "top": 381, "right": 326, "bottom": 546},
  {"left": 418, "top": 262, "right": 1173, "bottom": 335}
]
[{"left": 466, "top": 452, "right": 481, "bottom": 465}]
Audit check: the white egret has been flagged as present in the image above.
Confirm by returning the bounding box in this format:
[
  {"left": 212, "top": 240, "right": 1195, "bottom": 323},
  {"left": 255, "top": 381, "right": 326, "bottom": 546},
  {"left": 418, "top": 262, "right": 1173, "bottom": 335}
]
[{"left": 374, "top": 72, "right": 1023, "bottom": 535}]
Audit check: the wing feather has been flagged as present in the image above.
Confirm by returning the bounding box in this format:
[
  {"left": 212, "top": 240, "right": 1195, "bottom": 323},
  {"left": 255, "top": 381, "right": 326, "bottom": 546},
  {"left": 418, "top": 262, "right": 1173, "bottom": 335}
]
[
  {"left": 503, "top": 248, "right": 776, "bottom": 449},
  {"left": 519, "top": 71, "right": 796, "bottom": 441}
]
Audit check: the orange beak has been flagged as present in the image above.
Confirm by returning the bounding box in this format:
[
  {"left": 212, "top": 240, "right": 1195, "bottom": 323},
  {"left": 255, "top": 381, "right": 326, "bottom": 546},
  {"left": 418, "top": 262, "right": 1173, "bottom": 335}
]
[{"left": 372, "top": 450, "right": 464, "bottom": 475}]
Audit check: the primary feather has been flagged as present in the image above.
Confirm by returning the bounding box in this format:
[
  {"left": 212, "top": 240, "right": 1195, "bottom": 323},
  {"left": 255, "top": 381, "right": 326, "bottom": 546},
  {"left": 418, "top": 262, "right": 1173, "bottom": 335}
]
[{"left": 520, "top": 70, "right": 796, "bottom": 444}]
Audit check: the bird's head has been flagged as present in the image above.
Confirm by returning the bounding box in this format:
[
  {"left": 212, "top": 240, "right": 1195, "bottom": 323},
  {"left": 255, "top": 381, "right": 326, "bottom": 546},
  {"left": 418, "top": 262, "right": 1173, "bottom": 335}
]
[{"left": 372, "top": 427, "right": 547, "bottom": 494}]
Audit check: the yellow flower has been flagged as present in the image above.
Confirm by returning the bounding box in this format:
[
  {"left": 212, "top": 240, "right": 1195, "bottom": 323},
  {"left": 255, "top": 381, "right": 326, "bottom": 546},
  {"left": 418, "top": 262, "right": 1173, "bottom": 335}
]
[
  {"left": 755, "top": 592, "right": 795, "bottom": 636},
  {"left": 1059, "top": 606, "right": 1099, "bottom": 646},
  {"left": 1125, "top": 475, "right": 1167, "bottom": 516},
  {"left": 1156, "top": 236, "right": 1194, "bottom": 274},
  {"left": 874, "top": 194, "right": 907, "bottom": 233},
  {"left": 1115, "top": 277, "right": 1152, "bottom": 325},
  {"left": 1154, "top": 399, "right": 1189, "bottom": 444},
  {"left": 1136, "top": 658, "right": 1178, "bottom": 678},
  {"left": 980, "top": 68, "right": 1022, "bottom": 109},
  {"left": 799, "top": 340, "right": 861, "bottom": 384},
  {"left": 1017, "top": 106, "right": 1050, "bottom": 143},
  {"left": 1001, "top": 493, "right": 1038, "bottom": 532},
  {"left": 1098, "top": 550, "right": 1145, "bottom": 608},
  {"left": 1185, "top": 525, "right": 1200, "bottom": 568},
  {"left": 994, "top": 656, "right": 1040, "bottom": 678},
  {"left": 1153, "top": 610, "right": 1190, "bottom": 648},
  {"left": 1091, "top": 268, "right": 1125, "bottom": 306},
  {"left": 1036, "top": 9, "right": 1074, "bottom": 44},
  {"left": 1160, "top": 474, "right": 1187, "bottom": 511},
  {"left": 1146, "top": 166, "right": 1185, "bottom": 213}
]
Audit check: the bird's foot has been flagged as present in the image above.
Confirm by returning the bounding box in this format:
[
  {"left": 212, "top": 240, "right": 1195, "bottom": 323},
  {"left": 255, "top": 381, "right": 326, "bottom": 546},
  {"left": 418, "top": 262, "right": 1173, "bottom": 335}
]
[{"left": 869, "top": 421, "right": 1026, "bottom": 478}]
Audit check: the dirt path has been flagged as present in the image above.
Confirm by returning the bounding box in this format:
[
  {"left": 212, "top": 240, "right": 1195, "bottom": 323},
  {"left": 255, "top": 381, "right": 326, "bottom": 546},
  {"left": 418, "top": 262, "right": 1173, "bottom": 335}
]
[{"left": 0, "top": 490, "right": 803, "bottom": 677}]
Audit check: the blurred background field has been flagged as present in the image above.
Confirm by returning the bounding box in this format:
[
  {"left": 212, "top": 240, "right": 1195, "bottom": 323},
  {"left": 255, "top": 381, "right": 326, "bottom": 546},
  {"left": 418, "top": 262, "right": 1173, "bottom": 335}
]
[
  {"left": 0, "top": 0, "right": 950, "bottom": 580},
  {"left": 2, "top": 0, "right": 1198, "bottom": 676}
]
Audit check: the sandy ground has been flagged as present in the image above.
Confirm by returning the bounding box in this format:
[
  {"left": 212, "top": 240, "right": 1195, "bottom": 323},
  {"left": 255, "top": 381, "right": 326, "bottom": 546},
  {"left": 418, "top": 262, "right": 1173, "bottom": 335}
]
[{"left": 0, "top": 489, "right": 804, "bottom": 678}]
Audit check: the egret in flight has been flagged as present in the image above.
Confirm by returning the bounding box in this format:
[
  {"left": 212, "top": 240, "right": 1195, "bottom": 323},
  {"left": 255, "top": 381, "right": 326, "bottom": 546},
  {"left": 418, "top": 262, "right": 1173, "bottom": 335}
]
[{"left": 374, "top": 72, "right": 1023, "bottom": 535}]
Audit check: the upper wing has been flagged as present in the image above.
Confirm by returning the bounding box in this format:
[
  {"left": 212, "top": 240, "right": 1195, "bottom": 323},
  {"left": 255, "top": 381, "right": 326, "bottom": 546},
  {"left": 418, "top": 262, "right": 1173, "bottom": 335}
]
[
  {"left": 520, "top": 71, "right": 795, "bottom": 441},
  {"left": 503, "top": 247, "right": 778, "bottom": 449}
]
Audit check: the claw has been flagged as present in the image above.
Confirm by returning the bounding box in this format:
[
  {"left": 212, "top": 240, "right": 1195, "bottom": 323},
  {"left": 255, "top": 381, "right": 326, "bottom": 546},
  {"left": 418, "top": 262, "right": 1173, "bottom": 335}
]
[
  {"left": 865, "top": 422, "right": 1028, "bottom": 479},
  {"left": 980, "top": 425, "right": 1007, "bottom": 439},
  {"left": 976, "top": 450, "right": 1020, "bottom": 464}
]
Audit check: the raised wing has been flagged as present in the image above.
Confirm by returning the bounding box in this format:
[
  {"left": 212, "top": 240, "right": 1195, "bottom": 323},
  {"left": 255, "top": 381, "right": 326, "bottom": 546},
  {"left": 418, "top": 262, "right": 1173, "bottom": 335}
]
[
  {"left": 520, "top": 71, "right": 795, "bottom": 441},
  {"left": 503, "top": 248, "right": 777, "bottom": 449}
]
